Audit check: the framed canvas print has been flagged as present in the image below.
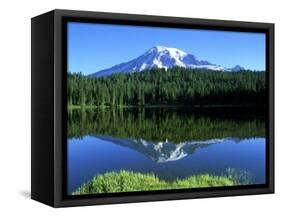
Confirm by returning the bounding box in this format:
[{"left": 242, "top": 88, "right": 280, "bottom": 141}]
[{"left": 31, "top": 9, "right": 274, "bottom": 207}]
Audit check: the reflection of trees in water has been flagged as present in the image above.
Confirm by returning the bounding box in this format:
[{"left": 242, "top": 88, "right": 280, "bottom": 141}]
[{"left": 67, "top": 107, "right": 265, "bottom": 142}]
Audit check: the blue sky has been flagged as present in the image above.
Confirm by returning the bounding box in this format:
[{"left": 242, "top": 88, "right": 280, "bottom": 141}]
[{"left": 67, "top": 22, "right": 266, "bottom": 75}]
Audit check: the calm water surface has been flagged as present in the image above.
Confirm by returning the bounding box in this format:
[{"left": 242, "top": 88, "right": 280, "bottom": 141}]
[{"left": 67, "top": 108, "right": 266, "bottom": 194}]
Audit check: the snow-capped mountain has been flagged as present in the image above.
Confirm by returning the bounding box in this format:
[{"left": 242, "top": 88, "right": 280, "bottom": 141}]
[
  {"left": 90, "top": 46, "right": 245, "bottom": 77},
  {"left": 95, "top": 135, "right": 225, "bottom": 163}
]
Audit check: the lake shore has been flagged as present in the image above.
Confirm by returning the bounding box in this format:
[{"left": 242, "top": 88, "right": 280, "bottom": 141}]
[{"left": 72, "top": 170, "right": 237, "bottom": 195}]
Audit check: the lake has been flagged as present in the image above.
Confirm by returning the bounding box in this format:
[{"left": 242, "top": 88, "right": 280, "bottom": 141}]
[{"left": 67, "top": 107, "right": 266, "bottom": 194}]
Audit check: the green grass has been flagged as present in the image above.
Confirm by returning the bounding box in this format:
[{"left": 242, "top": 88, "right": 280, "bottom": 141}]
[{"left": 72, "top": 170, "right": 238, "bottom": 195}]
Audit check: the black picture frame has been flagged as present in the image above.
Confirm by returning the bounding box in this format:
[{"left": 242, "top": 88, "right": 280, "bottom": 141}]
[{"left": 31, "top": 9, "right": 274, "bottom": 207}]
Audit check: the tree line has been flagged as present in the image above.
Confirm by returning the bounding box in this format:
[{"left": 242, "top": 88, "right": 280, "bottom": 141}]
[{"left": 67, "top": 67, "right": 266, "bottom": 107}]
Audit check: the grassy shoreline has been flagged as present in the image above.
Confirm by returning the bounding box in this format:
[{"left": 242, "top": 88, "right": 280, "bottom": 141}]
[{"left": 72, "top": 170, "right": 243, "bottom": 195}]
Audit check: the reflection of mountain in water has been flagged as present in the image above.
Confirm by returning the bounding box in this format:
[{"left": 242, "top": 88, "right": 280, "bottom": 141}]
[{"left": 95, "top": 135, "right": 225, "bottom": 163}]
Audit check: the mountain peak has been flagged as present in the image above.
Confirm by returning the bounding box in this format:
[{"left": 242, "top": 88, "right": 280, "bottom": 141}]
[
  {"left": 150, "top": 45, "right": 167, "bottom": 52},
  {"left": 90, "top": 46, "right": 245, "bottom": 77},
  {"left": 149, "top": 45, "right": 187, "bottom": 57}
]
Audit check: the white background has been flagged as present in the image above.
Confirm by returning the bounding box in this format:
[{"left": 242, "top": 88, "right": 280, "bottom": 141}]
[{"left": 0, "top": 0, "right": 279, "bottom": 216}]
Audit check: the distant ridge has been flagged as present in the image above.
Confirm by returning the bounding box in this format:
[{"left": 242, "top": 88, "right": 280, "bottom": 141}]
[{"left": 90, "top": 46, "right": 245, "bottom": 77}]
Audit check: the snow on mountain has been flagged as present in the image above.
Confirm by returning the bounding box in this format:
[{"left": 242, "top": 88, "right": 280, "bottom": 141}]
[{"left": 90, "top": 46, "right": 244, "bottom": 77}]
